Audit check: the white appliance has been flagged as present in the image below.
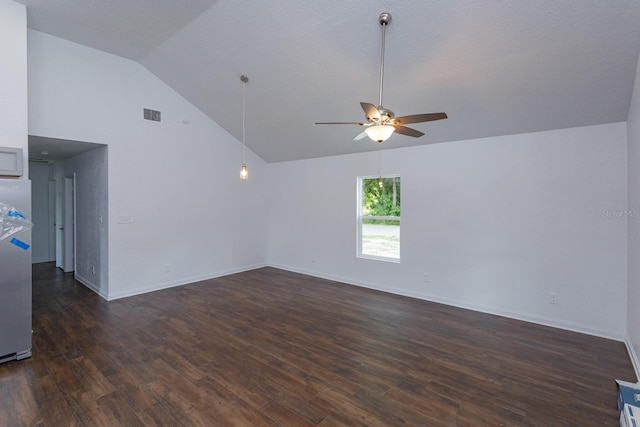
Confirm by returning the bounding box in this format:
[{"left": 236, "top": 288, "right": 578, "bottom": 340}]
[{"left": 0, "top": 178, "right": 32, "bottom": 363}]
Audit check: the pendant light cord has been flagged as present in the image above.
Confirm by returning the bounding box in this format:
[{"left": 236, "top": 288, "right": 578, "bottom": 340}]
[{"left": 242, "top": 77, "right": 246, "bottom": 163}]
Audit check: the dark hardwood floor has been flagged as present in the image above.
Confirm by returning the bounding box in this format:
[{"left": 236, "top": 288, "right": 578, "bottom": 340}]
[{"left": 0, "top": 263, "right": 636, "bottom": 426}]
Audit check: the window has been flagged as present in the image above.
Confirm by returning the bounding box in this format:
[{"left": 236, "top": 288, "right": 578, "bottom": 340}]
[{"left": 357, "top": 175, "right": 400, "bottom": 261}]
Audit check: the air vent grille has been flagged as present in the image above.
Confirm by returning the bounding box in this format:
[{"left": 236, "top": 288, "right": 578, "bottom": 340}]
[{"left": 143, "top": 108, "right": 161, "bottom": 122}]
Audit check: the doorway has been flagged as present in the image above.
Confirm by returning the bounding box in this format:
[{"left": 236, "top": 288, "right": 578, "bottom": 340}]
[{"left": 29, "top": 136, "right": 108, "bottom": 297}]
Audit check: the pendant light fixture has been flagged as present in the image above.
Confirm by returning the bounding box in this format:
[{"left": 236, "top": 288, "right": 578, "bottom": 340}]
[{"left": 240, "top": 74, "right": 249, "bottom": 180}]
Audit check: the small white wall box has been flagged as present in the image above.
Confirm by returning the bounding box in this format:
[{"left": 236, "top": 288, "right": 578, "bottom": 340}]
[
  {"left": 0, "top": 146, "right": 23, "bottom": 177},
  {"left": 616, "top": 380, "right": 640, "bottom": 427}
]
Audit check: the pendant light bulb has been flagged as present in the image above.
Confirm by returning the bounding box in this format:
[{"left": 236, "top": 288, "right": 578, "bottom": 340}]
[{"left": 240, "top": 163, "right": 248, "bottom": 180}]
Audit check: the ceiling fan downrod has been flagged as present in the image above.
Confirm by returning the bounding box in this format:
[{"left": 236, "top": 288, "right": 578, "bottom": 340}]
[{"left": 377, "top": 12, "right": 391, "bottom": 109}]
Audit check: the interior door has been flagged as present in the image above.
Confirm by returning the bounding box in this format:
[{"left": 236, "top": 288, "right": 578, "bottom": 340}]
[
  {"left": 54, "top": 176, "right": 75, "bottom": 272},
  {"left": 63, "top": 176, "right": 75, "bottom": 272},
  {"left": 55, "top": 177, "right": 63, "bottom": 269},
  {"left": 48, "top": 179, "right": 56, "bottom": 262}
]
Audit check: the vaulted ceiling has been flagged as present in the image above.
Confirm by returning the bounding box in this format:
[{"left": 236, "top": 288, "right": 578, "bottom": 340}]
[{"left": 16, "top": 0, "right": 640, "bottom": 162}]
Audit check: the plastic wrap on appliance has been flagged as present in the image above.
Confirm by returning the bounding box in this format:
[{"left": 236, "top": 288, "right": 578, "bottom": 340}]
[{"left": 0, "top": 202, "right": 33, "bottom": 243}]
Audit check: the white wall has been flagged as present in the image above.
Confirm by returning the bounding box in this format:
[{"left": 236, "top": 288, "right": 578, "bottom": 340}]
[
  {"left": 628, "top": 54, "right": 640, "bottom": 376},
  {"left": 29, "top": 163, "right": 52, "bottom": 263},
  {"left": 52, "top": 147, "right": 108, "bottom": 297},
  {"left": 268, "top": 123, "right": 628, "bottom": 339},
  {"left": 0, "top": 0, "right": 28, "bottom": 176},
  {"left": 28, "top": 30, "right": 269, "bottom": 299}
]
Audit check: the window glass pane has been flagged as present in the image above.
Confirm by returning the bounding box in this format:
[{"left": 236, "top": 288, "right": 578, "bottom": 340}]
[
  {"left": 362, "top": 177, "right": 401, "bottom": 217},
  {"left": 361, "top": 219, "right": 400, "bottom": 258},
  {"left": 359, "top": 176, "right": 401, "bottom": 261}
]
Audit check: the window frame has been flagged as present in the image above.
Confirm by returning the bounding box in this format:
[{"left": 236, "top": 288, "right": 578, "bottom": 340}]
[{"left": 357, "top": 175, "right": 401, "bottom": 263}]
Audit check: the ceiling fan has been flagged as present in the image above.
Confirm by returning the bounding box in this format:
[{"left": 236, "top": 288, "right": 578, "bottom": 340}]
[{"left": 316, "top": 12, "right": 447, "bottom": 143}]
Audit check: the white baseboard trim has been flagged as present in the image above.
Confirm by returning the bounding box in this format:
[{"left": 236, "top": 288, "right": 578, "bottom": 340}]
[
  {"left": 75, "top": 273, "right": 109, "bottom": 300},
  {"left": 625, "top": 336, "right": 640, "bottom": 381},
  {"left": 106, "top": 263, "right": 268, "bottom": 301},
  {"left": 268, "top": 263, "right": 625, "bottom": 342}
]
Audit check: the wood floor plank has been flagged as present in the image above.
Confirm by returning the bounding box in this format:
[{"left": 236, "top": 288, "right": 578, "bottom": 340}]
[
  {"left": 0, "top": 263, "right": 636, "bottom": 426},
  {"left": 69, "top": 357, "right": 116, "bottom": 399},
  {"left": 135, "top": 401, "right": 191, "bottom": 427},
  {"left": 3, "top": 374, "right": 42, "bottom": 426},
  {"left": 258, "top": 400, "right": 318, "bottom": 427}
]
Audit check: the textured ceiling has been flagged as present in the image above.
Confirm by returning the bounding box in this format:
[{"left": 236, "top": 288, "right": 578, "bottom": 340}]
[
  {"left": 17, "top": 0, "right": 640, "bottom": 163},
  {"left": 15, "top": 0, "right": 219, "bottom": 60}
]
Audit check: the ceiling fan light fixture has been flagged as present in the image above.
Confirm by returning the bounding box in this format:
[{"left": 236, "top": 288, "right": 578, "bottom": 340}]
[
  {"left": 315, "top": 12, "right": 447, "bottom": 142},
  {"left": 365, "top": 125, "right": 395, "bottom": 143}
]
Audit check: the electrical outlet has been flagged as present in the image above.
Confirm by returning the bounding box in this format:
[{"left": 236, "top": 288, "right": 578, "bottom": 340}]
[
  {"left": 118, "top": 216, "right": 135, "bottom": 224},
  {"left": 164, "top": 264, "right": 171, "bottom": 273},
  {"left": 423, "top": 273, "right": 430, "bottom": 283},
  {"left": 549, "top": 292, "right": 558, "bottom": 305}
]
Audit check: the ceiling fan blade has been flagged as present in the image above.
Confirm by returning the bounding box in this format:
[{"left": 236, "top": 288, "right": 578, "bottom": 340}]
[
  {"left": 394, "top": 112, "right": 448, "bottom": 125},
  {"left": 353, "top": 131, "right": 368, "bottom": 140},
  {"left": 315, "top": 122, "right": 367, "bottom": 125},
  {"left": 360, "top": 102, "right": 381, "bottom": 121},
  {"left": 393, "top": 125, "right": 424, "bottom": 138}
]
